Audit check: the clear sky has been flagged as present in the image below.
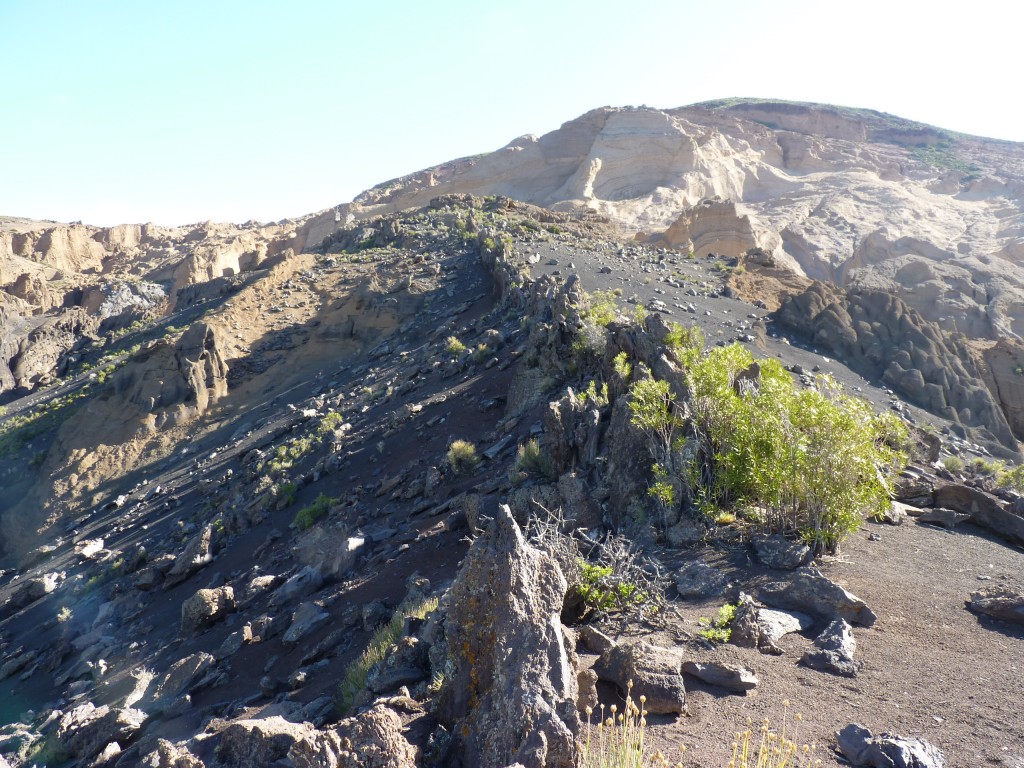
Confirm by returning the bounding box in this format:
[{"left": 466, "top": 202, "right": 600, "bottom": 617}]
[{"left": 2, "top": 0, "right": 1020, "bottom": 227}]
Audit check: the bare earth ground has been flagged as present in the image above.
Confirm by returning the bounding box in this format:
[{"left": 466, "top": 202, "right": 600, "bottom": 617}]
[{"left": 588, "top": 518, "right": 1024, "bottom": 767}]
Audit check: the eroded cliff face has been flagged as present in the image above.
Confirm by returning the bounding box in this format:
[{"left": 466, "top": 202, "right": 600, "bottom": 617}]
[
  {"left": 0, "top": 217, "right": 302, "bottom": 398},
  {"left": 306, "top": 101, "right": 1024, "bottom": 343}
]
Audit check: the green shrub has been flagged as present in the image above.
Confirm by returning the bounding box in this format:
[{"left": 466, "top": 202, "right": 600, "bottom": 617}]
[
  {"left": 515, "top": 438, "right": 554, "bottom": 479},
  {"left": 276, "top": 481, "right": 298, "bottom": 507},
  {"left": 612, "top": 351, "right": 633, "bottom": 382},
  {"left": 571, "top": 560, "right": 649, "bottom": 618},
  {"left": 581, "top": 290, "right": 619, "bottom": 328},
  {"left": 337, "top": 594, "right": 438, "bottom": 714},
  {"left": 292, "top": 493, "right": 336, "bottom": 530},
  {"left": 447, "top": 439, "right": 479, "bottom": 474},
  {"left": 684, "top": 344, "right": 904, "bottom": 554},
  {"left": 580, "top": 379, "right": 609, "bottom": 408},
  {"left": 445, "top": 336, "right": 466, "bottom": 356},
  {"left": 471, "top": 342, "right": 492, "bottom": 364},
  {"left": 698, "top": 603, "right": 736, "bottom": 644},
  {"left": 941, "top": 455, "right": 964, "bottom": 473}
]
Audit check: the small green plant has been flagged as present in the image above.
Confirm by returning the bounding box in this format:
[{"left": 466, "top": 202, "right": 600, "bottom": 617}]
[
  {"left": 57, "top": 606, "right": 72, "bottom": 623},
  {"left": 572, "top": 560, "right": 648, "bottom": 617},
  {"left": 581, "top": 379, "right": 610, "bottom": 408},
  {"left": 698, "top": 602, "right": 736, "bottom": 644},
  {"left": 445, "top": 336, "right": 467, "bottom": 356},
  {"left": 613, "top": 351, "right": 633, "bottom": 382},
  {"left": 997, "top": 463, "right": 1024, "bottom": 493},
  {"left": 941, "top": 455, "right": 964, "bottom": 473},
  {"left": 276, "top": 481, "right": 298, "bottom": 507},
  {"left": 582, "top": 290, "right": 620, "bottom": 328},
  {"left": 337, "top": 594, "right": 438, "bottom": 714},
  {"left": 447, "top": 439, "right": 479, "bottom": 474},
  {"left": 292, "top": 493, "right": 336, "bottom": 530},
  {"left": 632, "top": 303, "right": 648, "bottom": 326},
  {"left": 515, "top": 438, "right": 555, "bottom": 479},
  {"left": 317, "top": 411, "right": 345, "bottom": 435},
  {"left": 471, "top": 342, "right": 492, "bottom": 364}
]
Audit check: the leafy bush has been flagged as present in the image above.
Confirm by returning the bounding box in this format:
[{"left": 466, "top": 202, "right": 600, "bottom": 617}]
[
  {"left": 337, "top": 594, "right": 438, "bottom": 714},
  {"left": 471, "top": 342, "right": 492, "bottom": 364},
  {"left": 612, "top": 351, "right": 633, "bottom": 382},
  {"left": 581, "top": 290, "right": 620, "bottom": 328},
  {"left": 997, "top": 463, "right": 1024, "bottom": 493},
  {"left": 941, "top": 455, "right": 964, "bottom": 473},
  {"left": 292, "top": 493, "right": 336, "bottom": 530},
  {"left": 447, "top": 439, "right": 479, "bottom": 474},
  {"left": 684, "top": 344, "right": 903, "bottom": 554},
  {"left": 572, "top": 561, "right": 648, "bottom": 616},
  {"left": 275, "top": 481, "right": 298, "bottom": 507},
  {"left": 445, "top": 336, "right": 467, "bottom": 356}
]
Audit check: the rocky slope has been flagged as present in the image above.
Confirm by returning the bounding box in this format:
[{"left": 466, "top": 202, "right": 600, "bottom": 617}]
[{"left": 0, "top": 198, "right": 1020, "bottom": 768}]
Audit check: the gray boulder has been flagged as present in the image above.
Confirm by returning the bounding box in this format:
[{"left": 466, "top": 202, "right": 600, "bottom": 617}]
[
  {"left": 217, "top": 716, "right": 321, "bottom": 767},
  {"left": 761, "top": 567, "right": 876, "bottom": 627},
  {"left": 752, "top": 534, "right": 809, "bottom": 570},
  {"left": 966, "top": 587, "right": 1024, "bottom": 625},
  {"left": 917, "top": 508, "right": 970, "bottom": 529},
  {"left": 801, "top": 619, "right": 862, "bottom": 677},
  {"left": 293, "top": 524, "right": 364, "bottom": 580},
  {"left": 289, "top": 704, "right": 417, "bottom": 768},
  {"left": 442, "top": 504, "right": 580, "bottom": 768},
  {"left": 836, "top": 723, "right": 945, "bottom": 768},
  {"left": 56, "top": 703, "right": 147, "bottom": 761},
  {"left": 282, "top": 602, "right": 330, "bottom": 645},
  {"left": 682, "top": 661, "right": 757, "bottom": 692},
  {"left": 164, "top": 526, "right": 212, "bottom": 587},
  {"left": 730, "top": 592, "right": 812, "bottom": 654},
  {"left": 180, "top": 586, "right": 234, "bottom": 635},
  {"left": 139, "top": 738, "right": 205, "bottom": 767},
  {"left": 593, "top": 641, "right": 686, "bottom": 714},
  {"left": 149, "top": 652, "right": 215, "bottom": 712},
  {"left": 674, "top": 560, "right": 727, "bottom": 599},
  {"left": 934, "top": 483, "right": 1024, "bottom": 546}
]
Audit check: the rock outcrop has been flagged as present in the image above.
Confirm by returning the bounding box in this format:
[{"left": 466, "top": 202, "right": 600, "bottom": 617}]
[
  {"left": 442, "top": 504, "right": 581, "bottom": 768},
  {"left": 776, "top": 282, "right": 1020, "bottom": 455},
  {"left": 111, "top": 322, "right": 228, "bottom": 428}
]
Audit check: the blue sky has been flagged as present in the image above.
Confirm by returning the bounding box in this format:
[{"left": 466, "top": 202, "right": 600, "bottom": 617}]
[{"left": 2, "top": 0, "right": 1019, "bottom": 226}]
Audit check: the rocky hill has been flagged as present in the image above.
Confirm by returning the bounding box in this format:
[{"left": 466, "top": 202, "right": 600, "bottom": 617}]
[
  {"left": 309, "top": 100, "right": 1024, "bottom": 344},
  {"left": 0, "top": 103, "right": 1022, "bottom": 768}
]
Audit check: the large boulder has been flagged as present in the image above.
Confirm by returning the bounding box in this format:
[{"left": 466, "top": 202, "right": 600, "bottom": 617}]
[
  {"left": 593, "top": 641, "right": 686, "bottom": 714},
  {"left": 681, "top": 660, "right": 757, "bottom": 693},
  {"left": 293, "top": 524, "right": 364, "bottom": 580},
  {"left": 966, "top": 587, "right": 1024, "bottom": 625},
  {"left": 289, "top": 704, "right": 417, "bottom": 768},
  {"left": 752, "top": 534, "right": 809, "bottom": 570},
  {"left": 933, "top": 483, "right": 1024, "bottom": 546},
  {"left": 836, "top": 723, "right": 945, "bottom": 768},
  {"left": 180, "top": 586, "right": 234, "bottom": 635},
  {"left": 56, "top": 703, "right": 147, "bottom": 761},
  {"left": 442, "top": 504, "right": 581, "bottom": 768},
  {"left": 761, "top": 567, "right": 876, "bottom": 627},
  {"left": 164, "top": 526, "right": 213, "bottom": 588},
  {"left": 800, "top": 619, "right": 862, "bottom": 677},
  {"left": 217, "top": 717, "right": 321, "bottom": 768},
  {"left": 140, "top": 738, "right": 205, "bottom": 767}
]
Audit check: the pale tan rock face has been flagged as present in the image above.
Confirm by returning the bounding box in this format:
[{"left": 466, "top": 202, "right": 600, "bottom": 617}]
[{"left": 319, "top": 101, "right": 1024, "bottom": 342}]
